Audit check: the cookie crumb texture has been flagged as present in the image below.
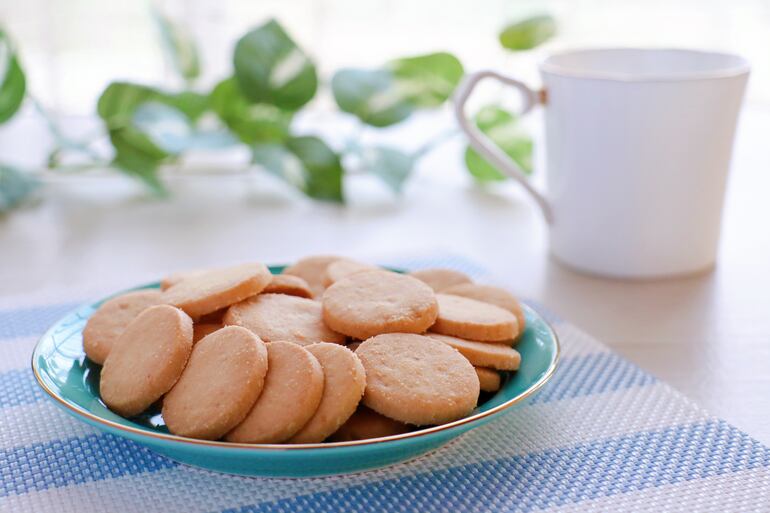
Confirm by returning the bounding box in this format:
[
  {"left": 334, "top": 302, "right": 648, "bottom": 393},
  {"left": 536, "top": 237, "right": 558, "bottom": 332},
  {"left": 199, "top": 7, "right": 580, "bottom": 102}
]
[
  {"left": 356, "top": 333, "right": 480, "bottom": 426},
  {"left": 224, "top": 293, "right": 346, "bottom": 345},
  {"left": 163, "top": 262, "right": 272, "bottom": 318},
  {"left": 322, "top": 271, "right": 439, "bottom": 340},
  {"left": 288, "top": 343, "right": 367, "bottom": 443},
  {"left": 226, "top": 341, "right": 325, "bottom": 443},
  {"left": 162, "top": 326, "right": 268, "bottom": 440},
  {"left": 83, "top": 289, "right": 165, "bottom": 365},
  {"left": 262, "top": 274, "right": 313, "bottom": 298},
  {"left": 432, "top": 293, "right": 519, "bottom": 342},
  {"left": 408, "top": 268, "right": 473, "bottom": 292},
  {"left": 282, "top": 255, "right": 343, "bottom": 298},
  {"left": 100, "top": 305, "right": 193, "bottom": 417}
]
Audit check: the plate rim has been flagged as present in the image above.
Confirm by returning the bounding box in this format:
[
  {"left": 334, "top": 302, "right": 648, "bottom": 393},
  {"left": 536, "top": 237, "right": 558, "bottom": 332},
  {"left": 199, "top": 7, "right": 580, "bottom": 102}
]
[{"left": 31, "top": 279, "right": 560, "bottom": 452}]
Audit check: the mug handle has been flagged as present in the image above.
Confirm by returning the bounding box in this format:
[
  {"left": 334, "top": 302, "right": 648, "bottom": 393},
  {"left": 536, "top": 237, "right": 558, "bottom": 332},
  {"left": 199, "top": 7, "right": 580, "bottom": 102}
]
[{"left": 453, "top": 70, "right": 553, "bottom": 223}]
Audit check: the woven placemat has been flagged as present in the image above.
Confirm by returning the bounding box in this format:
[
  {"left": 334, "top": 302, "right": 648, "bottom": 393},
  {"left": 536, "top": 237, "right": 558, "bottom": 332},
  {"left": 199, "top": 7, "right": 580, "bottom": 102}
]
[{"left": 1, "top": 255, "right": 768, "bottom": 513}]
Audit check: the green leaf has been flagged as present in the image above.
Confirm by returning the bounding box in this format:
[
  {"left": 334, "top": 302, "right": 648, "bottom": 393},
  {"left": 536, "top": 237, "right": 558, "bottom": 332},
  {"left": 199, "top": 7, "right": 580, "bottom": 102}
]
[
  {"left": 331, "top": 69, "right": 413, "bottom": 127},
  {"left": 169, "top": 91, "right": 208, "bottom": 121},
  {"left": 0, "top": 165, "right": 37, "bottom": 214},
  {"left": 388, "top": 52, "right": 464, "bottom": 107},
  {"left": 134, "top": 101, "right": 237, "bottom": 152},
  {"left": 0, "top": 29, "right": 26, "bottom": 124},
  {"left": 153, "top": 9, "right": 200, "bottom": 83},
  {"left": 133, "top": 101, "right": 195, "bottom": 154},
  {"left": 233, "top": 19, "right": 318, "bottom": 110},
  {"left": 359, "top": 146, "right": 414, "bottom": 193},
  {"left": 464, "top": 105, "right": 533, "bottom": 183},
  {"left": 332, "top": 52, "right": 462, "bottom": 127},
  {"left": 97, "top": 82, "right": 207, "bottom": 127},
  {"left": 97, "top": 84, "right": 170, "bottom": 192},
  {"left": 109, "top": 127, "right": 167, "bottom": 194},
  {"left": 253, "top": 136, "right": 344, "bottom": 203},
  {"left": 499, "top": 15, "right": 556, "bottom": 51},
  {"left": 210, "top": 77, "right": 292, "bottom": 144}
]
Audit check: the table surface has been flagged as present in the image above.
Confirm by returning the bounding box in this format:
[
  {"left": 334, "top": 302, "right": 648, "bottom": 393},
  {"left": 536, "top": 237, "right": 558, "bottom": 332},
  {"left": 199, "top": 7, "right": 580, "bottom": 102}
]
[{"left": 2, "top": 105, "right": 769, "bottom": 446}]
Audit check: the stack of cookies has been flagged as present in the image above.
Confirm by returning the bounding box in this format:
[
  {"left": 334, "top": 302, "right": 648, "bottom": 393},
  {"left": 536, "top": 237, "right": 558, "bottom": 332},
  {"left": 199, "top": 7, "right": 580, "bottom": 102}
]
[{"left": 83, "top": 256, "right": 525, "bottom": 444}]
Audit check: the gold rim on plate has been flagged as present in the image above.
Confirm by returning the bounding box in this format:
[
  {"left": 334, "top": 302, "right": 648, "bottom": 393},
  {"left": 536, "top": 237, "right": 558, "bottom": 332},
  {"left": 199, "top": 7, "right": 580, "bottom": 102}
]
[{"left": 31, "top": 305, "right": 560, "bottom": 451}]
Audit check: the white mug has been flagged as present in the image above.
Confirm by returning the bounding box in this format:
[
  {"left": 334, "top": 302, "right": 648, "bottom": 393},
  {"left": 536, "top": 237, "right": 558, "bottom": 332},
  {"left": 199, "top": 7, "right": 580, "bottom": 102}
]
[{"left": 454, "top": 48, "right": 750, "bottom": 279}]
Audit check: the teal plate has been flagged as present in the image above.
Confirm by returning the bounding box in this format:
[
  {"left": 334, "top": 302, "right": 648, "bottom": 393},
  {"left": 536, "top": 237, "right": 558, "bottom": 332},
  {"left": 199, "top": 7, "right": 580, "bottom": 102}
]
[{"left": 31, "top": 265, "right": 560, "bottom": 478}]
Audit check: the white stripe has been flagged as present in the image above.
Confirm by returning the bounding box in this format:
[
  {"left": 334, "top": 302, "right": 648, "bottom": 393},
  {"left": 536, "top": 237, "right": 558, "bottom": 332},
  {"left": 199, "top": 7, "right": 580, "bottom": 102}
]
[
  {"left": 0, "top": 401, "right": 97, "bottom": 450},
  {"left": 543, "top": 467, "right": 770, "bottom": 513},
  {"left": 0, "top": 383, "right": 710, "bottom": 513},
  {"left": 0, "top": 337, "right": 37, "bottom": 373}
]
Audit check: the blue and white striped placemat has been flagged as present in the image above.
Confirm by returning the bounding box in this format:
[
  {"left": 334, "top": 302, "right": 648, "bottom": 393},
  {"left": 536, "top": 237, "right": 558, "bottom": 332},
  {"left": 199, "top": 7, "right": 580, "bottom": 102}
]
[{"left": 1, "top": 255, "right": 769, "bottom": 513}]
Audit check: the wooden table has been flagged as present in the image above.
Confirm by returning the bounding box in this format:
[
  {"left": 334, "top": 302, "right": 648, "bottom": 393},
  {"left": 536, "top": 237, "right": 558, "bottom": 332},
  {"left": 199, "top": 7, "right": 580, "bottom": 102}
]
[{"left": 2, "top": 106, "right": 769, "bottom": 444}]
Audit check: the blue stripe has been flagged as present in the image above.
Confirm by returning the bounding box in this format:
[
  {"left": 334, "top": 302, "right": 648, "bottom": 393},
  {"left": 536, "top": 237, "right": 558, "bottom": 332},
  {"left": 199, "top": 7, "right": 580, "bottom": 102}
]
[
  {"left": 0, "top": 369, "right": 44, "bottom": 408},
  {"left": 531, "top": 352, "right": 656, "bottom": 404},
  {"left": 0, "top": 433, "right": 177, "bottom": 498},
  {"left": 0, "top": 351, "right": 654, "bottom": 411},
  {"left": 0, "top": 302, "right": 81, "bottom": 340},
  {"left": 221, "top": 420, "right": 770, "bottom": 513}
]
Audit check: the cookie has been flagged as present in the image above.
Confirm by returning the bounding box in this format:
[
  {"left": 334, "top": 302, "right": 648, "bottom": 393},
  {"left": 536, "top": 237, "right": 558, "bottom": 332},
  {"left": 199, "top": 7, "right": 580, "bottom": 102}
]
[
  {"left": 192, "top": 323, "right": 220, "bottom": 344},
  {"left": 262, "top": 274, "right": 313, "bottom": 298},
  {"left": 409, "top": 268, "right": 472, "bottom": 292},
  {"left": 162, "top": 326, "right": 268, "bottom": 440},
  {"left": 322, "top": 271, "right": 438, "bottom": 340},
  {"left": 322, "top": 259, "right": 379, "bottom": 287},
  {"left": 226, "top": 341, "right": 325, "bottom": 443},
  {"left": 442, "top": 283, "right": 526, "bottom": 335},
  {"left": 356, "top": 333, "right": 479, "bottom": 426},
  {"left": 432, "top": 294, "right": 518, "bottom": 342},
  {"left": 163, "top": 262, "right": 272, "bottom": 318},
  {"left": 224, "top": 293, "right": 345, "bottom": 345},
  {"left": 83, "top": 289, "right": 164, "bottom": 364},
  {"left": 428, "top": 333, "right": 521, "bottom": 371},
  {"left": 475, "top": 367, "right": 502, "bottom": 392},
  {"left": 328, "top": 406, "right": 411, "bottom": 442},
  {"left": 160, "top": 269, "right": 204, "bottom": 291},
  {"left": 282, "top": 255, "right": 343, "bottom": 298},
  {"left": 100, "top": 305, "right": 193, "bottom": 417},
  {"left": 288, "top": 343, "right": 366, "bottom": 443}
]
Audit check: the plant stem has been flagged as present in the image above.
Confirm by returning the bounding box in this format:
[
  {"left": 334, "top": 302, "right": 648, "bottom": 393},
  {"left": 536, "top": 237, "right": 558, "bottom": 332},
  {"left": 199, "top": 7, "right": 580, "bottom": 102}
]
[
  {"left": 413, "top": 127, "right": 460, "bottom": 160},
  {"left": 27, "top": 93, "right": 104, "bottom": 162}
]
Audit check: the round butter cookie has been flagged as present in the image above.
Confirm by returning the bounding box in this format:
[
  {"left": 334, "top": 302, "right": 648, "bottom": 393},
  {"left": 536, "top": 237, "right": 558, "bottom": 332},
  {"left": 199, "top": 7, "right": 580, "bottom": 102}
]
[
  {"left": 162, "top": 262, "right": 272, "bottom": 318},
  {"left": 224, "top": 293, "right": 345, "bottom": 345},
  {"left": 100, "top": 305, "right": 192, "bottom": 417},
  {"left": 474, "top": 367, "right": 502, "bottom": 393},
  {"left": 160, "top": 269, "right": 205, "bottom": 291},
  {"left": 408, "top": 268, "right": 472, "bottom": 292},
  {"left": 322, "top": 271, "right": 438, "bottom": 340},
  {"left": 288, "top": 343, "right": 366, "bottom": 443},
  {"left": 262, "top": 274, "right": 313, "bottom": 299},
  {"left": 432, "top": 294, "right": 518, "bottom": 342},
  {"left": 329, "top": 406, "right": 411, "bottom": 442},
  {"left": 282, "top": 255, "right": 343, "bottom": 298},
  {"left": 356, "top": 333, "right": 479, "bottom": 426},
  {"left": 442, "top": 283, "right": 526, "bottom": 335},
  {"left": 83, "top": 289, "right": 164, "bottom": 364},
  {"left": 428, "top": 333, "right": 521, "bottom": 371},
  {"left": 226, "top": 341, "right": 325, "bottom": 443},
  {"left": 322, "top": 259, "right": 379, "bottom": 287},
  {"left": 162, "top": 326, "right": 268, "bottom": 440}
]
